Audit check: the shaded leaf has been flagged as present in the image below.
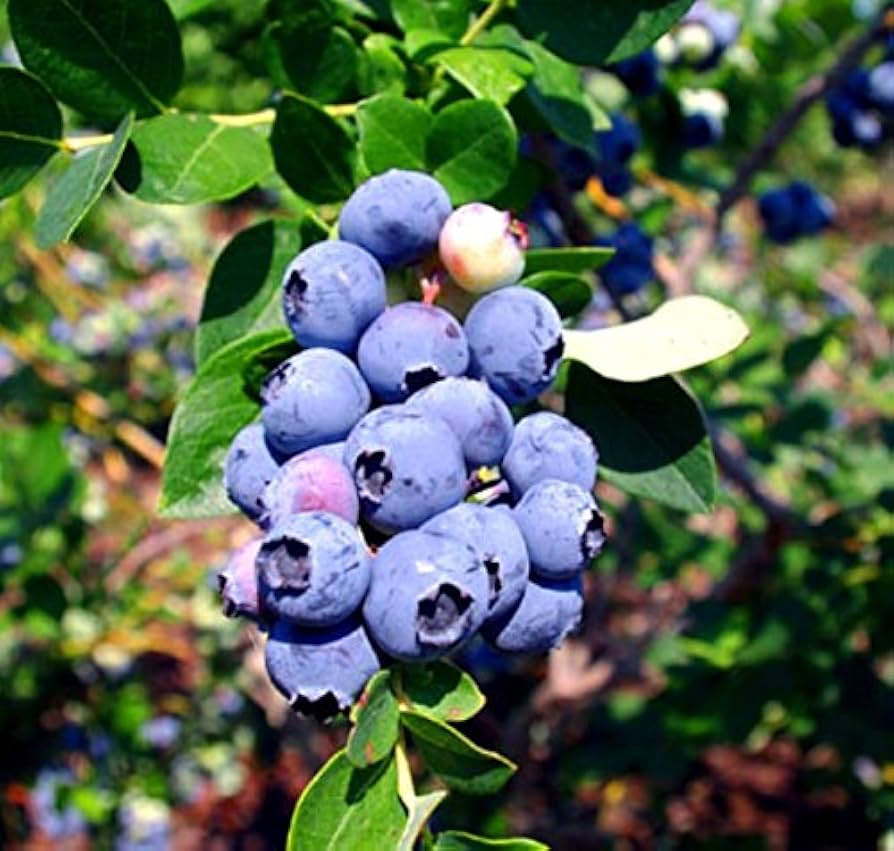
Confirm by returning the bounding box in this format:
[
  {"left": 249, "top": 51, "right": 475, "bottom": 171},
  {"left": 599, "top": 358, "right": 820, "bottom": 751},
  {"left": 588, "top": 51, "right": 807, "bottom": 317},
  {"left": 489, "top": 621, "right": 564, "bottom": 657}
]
[
  {"left": 357, "top": 95, "right": 432, "bottom": 173},
  {"left": 35, "top": 113, "right": 133, "bottom": 248},
  {"left": 565, "top": 363, "right": 716, "bottom": 512},
  {"left": 524, "top": 246, "right": 613, "bottom": 274},
  {"left": 396, "top": 661, "right": 485, "bottom": 722},
  {"left": 401, "top": 711, "right": 515, "bottom": 794},
  {"left": 347, "top": 671, "right": 401, "bottom": 768},
  {"left": 9, "top": 0, "right": 183, "bottom": 121},
  {"left": 434, "top": 832, "right": 548, "bottom": 851},
  {"left": 521, "top": 271, "right": 592, "bottom": 318},
  {"left": 195, "top": 220, "right": 303, "bottom": 367},
  {"left": 391, "top": 0, "right": 473, "bottom": 40},
  {"left": 0, "top": 66, "right": 62, "bottom": 199}
]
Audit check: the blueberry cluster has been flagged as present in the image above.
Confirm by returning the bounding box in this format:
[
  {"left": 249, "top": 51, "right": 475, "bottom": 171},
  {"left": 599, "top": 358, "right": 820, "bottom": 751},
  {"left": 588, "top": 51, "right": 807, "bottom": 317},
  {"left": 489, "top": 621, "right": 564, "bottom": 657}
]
[
  {"left": 826, "top": 62, "right": 894, "bottom": 149},
  {"left": 594, "top": 222, "right": 655, "bottom": 296},
  {"left": 218, "top": 169, "right": 606, "bottom": 719},
  {"left": 757, "top": 181, "right": 836, "bottom": 245}
]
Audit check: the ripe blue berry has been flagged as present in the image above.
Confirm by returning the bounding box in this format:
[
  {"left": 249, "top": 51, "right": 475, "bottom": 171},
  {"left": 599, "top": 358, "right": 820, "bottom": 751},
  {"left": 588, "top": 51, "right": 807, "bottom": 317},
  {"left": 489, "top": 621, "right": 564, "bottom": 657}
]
[
  {"left": 595, "top": 222, "right": 655, "bottom": 296},
  {"left": 338, "top": 169, "right": 452, "bottom": 269},
  {"left": 357, "top": 303, "right": 469, "bottom": 402},
  {"left": 513, "top": 479, "right": 605, "bottom": 579},
  {"left": 261, "top": 348, "right": 370, "bottom": 456},
  {"left": 224, "top": 422, "right": 284, "bottom": 523},
  {"left": 260, "top": 449, "right": 359, "bottom": 529},
  {"left": 217, "top": 538, "right": 265, "bottom": 623},
  {"left": 423, "top": 503, "right": 529, "bottom": 621},
  {"left": 483, "top": 575, "right": 584, "bottom": 654},
  {"left": 282, "top": 240, "right": 386, "bottom": 354},
  {"left": 503, "top": 411, "right": 597, "bottom": 497},
  {"left": 362, "top": 530, "right": 488, "bottom": 661},
  {"left": 465, "top": 286, "right": 564, "bottom": 405},
  {"left": 438, "top": 203, "right": 527, "bottom": 293},
  {"left": 257, "top": 512, "right": 371, "bottom": 628},
  {"left": 265, "top": 618, "right": 380, "bottom": 720},
  {"left": 407, "top": 377, "right": 514, "bottom": 468},
  {"left": 869, "top": 62, "right": 894, "bottom": 114},
  {"left": 609, "top": 49, "right": 661, "bottom": 97},
  {"left": 344, "top": 406, "right": 467, "bottom": 532}
]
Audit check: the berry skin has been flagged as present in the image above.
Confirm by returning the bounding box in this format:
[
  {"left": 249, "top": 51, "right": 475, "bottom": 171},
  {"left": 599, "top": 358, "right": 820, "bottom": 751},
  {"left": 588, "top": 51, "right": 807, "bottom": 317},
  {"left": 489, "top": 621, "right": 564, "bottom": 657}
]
[
  {"left": 503, "top": 412, "right": 598, "bottom": 497},
  {"left": 683, "top": 112, "right": 723, "bottom": 148},
  {"left": 596, "top": 113, "right": 640, "bottom": 169},
  {"left": 261, "top": 348, "right": 370, "bottom": 456},
  {"left": 257, "top": 512, "right": 371, "bottom": 628},
  {"left": 758, "top": 182, "right": 834, "bottom": 244},
  {"left": 260, "top": 449, "right": 359, "bottom": 529},
  {"left": 483, "top": 574, "right": 583, "bottom": 655},
  {"left": 217, "top": 538, "right": 265, "bottom": 623},
  {"left": 610, "top": 49, "right": 661, "bottom": 97},
  {"left": 438, "top": 203, "right": 527, "bottom": 293},
  {"left": 282, "top": 240, "right": 386, "bottom": 354},
  {"left": 513, "top": 479, "right": 605, "bottom": 579},
  {"left": 344, "top": 406, "right": 467, "bottom": 532},
  {"left": 595, "top": 222, "right": 655, "bottom": 296},
  {"left": 464, "top": 286, "right": 564, "bottom": 405},
  {"left": 423, "top": 503, "right": 529, "bottom": 622},
  {"left": 869, "top": 62, "right": 894, "bottom": 114},
  {"left": 362, "top": 530, "right": 489, "bottom": 661},
  {"left": 224, "top": 422, "right": 284, "bottom": 523},
  {"left": 265, "top": 618, "right": 380, "bottom": 720},
  {"left": 357, "top": 303, "right": 469, "bottom": 402},
  {"left": 407, "top": 377, "right": 514, "bottom": 468},
  {"left": 338, "top": 169, "right": 452, "bottom": 269}
]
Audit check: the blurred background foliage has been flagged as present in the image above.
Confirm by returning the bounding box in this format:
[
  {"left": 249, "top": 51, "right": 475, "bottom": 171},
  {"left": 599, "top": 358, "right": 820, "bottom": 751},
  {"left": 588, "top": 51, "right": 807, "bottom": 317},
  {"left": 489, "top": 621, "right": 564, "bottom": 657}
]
[{"left": 1, "top": 0, "right": 893, "bottom": 848}]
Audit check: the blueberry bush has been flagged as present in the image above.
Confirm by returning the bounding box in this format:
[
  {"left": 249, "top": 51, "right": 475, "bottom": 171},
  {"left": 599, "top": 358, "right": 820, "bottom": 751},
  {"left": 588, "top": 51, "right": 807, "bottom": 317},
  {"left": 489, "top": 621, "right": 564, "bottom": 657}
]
[{"left": 1, "top": 0, "right": 893, "bottom": 848}]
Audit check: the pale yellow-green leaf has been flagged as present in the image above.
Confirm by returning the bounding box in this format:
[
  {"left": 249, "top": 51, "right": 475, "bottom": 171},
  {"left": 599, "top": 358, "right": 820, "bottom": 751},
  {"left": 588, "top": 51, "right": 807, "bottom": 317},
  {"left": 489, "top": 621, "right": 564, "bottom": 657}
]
[{"left": 564, "top": 295, "right": 749, "bottom": 382}]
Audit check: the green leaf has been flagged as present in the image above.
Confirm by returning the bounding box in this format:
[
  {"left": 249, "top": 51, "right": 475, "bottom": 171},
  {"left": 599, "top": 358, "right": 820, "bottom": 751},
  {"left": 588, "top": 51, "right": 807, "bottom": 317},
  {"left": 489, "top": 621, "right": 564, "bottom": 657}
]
[
  {"left": 396, "top": 661, "right": 485, "bottom": 722},
  {"left": 433, "top": 46, "right": 532, "bottom": 106},
  {"left": 158, "top": 328, "right": 295, "bottom": 519},
  {"left": 434, "top": 832, "right": 548, "bottom": 851},
  {"left": 9, "top": 0, "right": 184, "bottom": 122},
  {"left": 358, "top": 34, "right": 408, "bottom": 96},
  {"left": 165, "top": 0, "right": 217, "bottom": 19},
  {"left": 347, "top": 671, "right": 401, "bottom": 768},
  {"left": 286, "top": 750, "right": 406, "bottom": 851},
  {"left": 35, "top": 113, "right": 133, "bottom": 248},
  {"left": 400, "top": 711, "right": 515, "bottom": 794},
  {"left": 398, "top": 791, "right": 447, "bottom": 851},
  {"left": 357, "top": 95, "right": 432, "bottom": 174},
  {"left": 195, "top": 220, "right": 303, "bottom": 367},
  {"left": 116, "top": 114, "right": 272, "bottom": 205},
  {"left": 521, "top": 271, "right": 591, "bottom": 318},
  {"left": 426, "top": 100, "right": 517, "bottom": 205},
  {"left": 272, "top": 94, "right": 357, "bottom": 203},
  {"left": 565, "top": 362, "right": 716, "bottom": 513},
  {"left": 517, "top": 0, "right": 695, "bottom": 65},
  {"left": 524, "top": 246, "right": 614, "bottom": 275},
  {"left": 391, "top": 0, "right": 473, "bottom": 40},
  {"left": 0, "top": 66, "right": 62, "bottom": 199}
]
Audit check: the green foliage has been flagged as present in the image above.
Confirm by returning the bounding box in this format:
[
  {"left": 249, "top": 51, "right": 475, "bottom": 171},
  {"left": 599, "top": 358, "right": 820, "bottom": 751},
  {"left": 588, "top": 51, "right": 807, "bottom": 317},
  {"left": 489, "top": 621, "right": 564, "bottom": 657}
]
[
  {"left": 396, "top": 661, "right": 485, "bottom": 722},
  {"left": 347, "top": 671, "right": 402, "bottom": 768}
]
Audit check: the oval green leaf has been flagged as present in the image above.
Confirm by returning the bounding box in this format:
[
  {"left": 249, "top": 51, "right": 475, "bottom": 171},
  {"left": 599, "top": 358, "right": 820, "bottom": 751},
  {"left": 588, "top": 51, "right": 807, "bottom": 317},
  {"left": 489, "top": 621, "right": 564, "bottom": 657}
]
[
  {"left": 434, "top": 832, "right": 549, "bottom": 851},
  {"left": 35, "top": 113, "right": 133, "bottom": 248},
  {"left": 516, "top": 0, "right": 694, "bottom": 65},
  {"left": 523, "top": 246, "right": 614, "bottom": 275},
  {"left": 158, "top": 328, "right": 296, "bottom": 519},
  {"left": 286, "top": 750, "right": 406, "bottom": 851},
  {"left": 391, "top": 0, "right": 473, "bottom": 39},
  {"left": 426, "top": 99, "right": 517, "bottom": 205},
  {"left": 521, "top": 271, "right": 592, "bottom": 318},
  {"left": 272, "top": 94, "right": 357, "bottom": 203},
  {"left": 357, "top": 95, "right": 432, "bottom": 173},
  {"left": 118, "top": 114, "right": 272, "bottom": 204},
  {"left": 195, "top": 220, "right": 303, "bottom": 367},
  {"left": 565, "top": 362, "right": 716, "bottom": 513},
  {"left": 433, "top": 46, "right": 533, "bottom": 106},
  {"left": 400, "top": 710, "right": 515, "bottom": 795},
  {"left": 563, "top": 295, "right": 749, "bottom": 382},
  {"left": 347, "top": 671, "right": 401, "bottom": 768},
  {"left": 9, "top": 0, "right": 184, "bottom": 121},
  {"left": 396, "top": 661, "right": 485, "bottom": 722},
  {"left": 0, "top": 66, "right": 63, "bottom": 199}
]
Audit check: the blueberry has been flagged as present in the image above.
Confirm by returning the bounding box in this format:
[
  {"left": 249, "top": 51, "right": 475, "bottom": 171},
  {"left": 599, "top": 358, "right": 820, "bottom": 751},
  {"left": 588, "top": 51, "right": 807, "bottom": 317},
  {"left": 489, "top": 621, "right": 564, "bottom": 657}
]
[
  {"left": 789, "top": 181, "right": 835, "bottom": 234},
  {"left": 423, "top": 503, "right": 529, "bottom": 621},
  {"left": 683, "top": 112, "right": 723, "bottom": 148},
  {"left": 465, "top": 286, "right": 564, "bottom": 405},
  {"left": 282, "top": 240, "right": 387, "bottom": 353},
  {"left": 338, "top": 169, "right": 452, "bottom": 269},
  {"left": 224, "top": 422, "right": 284, "bottom": 523},
  {"left": 596, "top": 113, "right": 640, "bottom": 168},
  {"left": 261, "top": 348, "right": 370, "bottom": 456},
  {"left": 599, "top": 167, "right": 633, "bottom": 197},
  {"left": 609, "top": 49, "right": 661, "bottom": 97},
  {"left": 357, "top": 303, "right": 469, "bottom": 402},
  {"left": 513, "top": 479, "right": 605, "bottom": 579},
  {"left": 344, "top": 406, "right": 467, "bottom": 532},
  {"left": 869, "top": 62, "right": 894, "bottom": 114},
  {"left": 260, "top": 448, "right": 359, "bottom": 529},
  {"left": 257, "top": 512, "right": 371, "bottom": 627},
  {"left": 438, "top": 203, "right": 527, "bottom": 293},
  {"left": 550, "top": 139, "right": 595, "bottom": 191},
  {"left": 407, "top": 377, "right": 514, "bottom": 468},
  {"left": 361, "top": 530, "right": 488, "bottom": 661},
  {"left": 503, "top": 412, "right": 598, "bottom": 497},
  {"left": 265, "top": 618, "right": 380, "bottom": 719},
  {"left": 217, "top": 538, "right": 265, "bottom": 622},
  {"left": 483, "top": 575, "right": 584, "bottom": 655}
]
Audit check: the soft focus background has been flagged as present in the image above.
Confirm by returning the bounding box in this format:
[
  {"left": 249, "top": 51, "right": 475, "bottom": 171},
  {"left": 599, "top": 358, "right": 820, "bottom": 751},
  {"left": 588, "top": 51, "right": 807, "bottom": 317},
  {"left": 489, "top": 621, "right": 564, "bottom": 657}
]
[{"left": 1, "top": 0, "right": 893, "bottom": 848}]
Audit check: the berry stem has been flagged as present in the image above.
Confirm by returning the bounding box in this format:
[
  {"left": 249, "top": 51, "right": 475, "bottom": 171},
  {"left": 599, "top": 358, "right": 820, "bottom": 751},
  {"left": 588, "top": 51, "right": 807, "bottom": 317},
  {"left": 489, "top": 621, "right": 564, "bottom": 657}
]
[
  {"left": 420, "top": 275, "right": 442, "bottom": 306},
  {"left": 460, "top": 0, "right": 510, "bottom": 46}
]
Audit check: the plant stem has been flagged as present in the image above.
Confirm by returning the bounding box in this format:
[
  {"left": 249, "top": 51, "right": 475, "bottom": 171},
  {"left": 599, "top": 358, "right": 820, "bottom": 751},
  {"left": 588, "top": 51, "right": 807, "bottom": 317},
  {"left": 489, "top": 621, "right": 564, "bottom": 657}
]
[
  {"left": 460, "top": 0, "right": 510, "bottom": 46},
  {"left": 63, "top": 133, "right": 114, "bottom": 153},
  {"left": 394, "top": 733, "right": 416, "bottom": 807},
  {"left": 209, "top": 108, "right": 276, "bottom": 127}
]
